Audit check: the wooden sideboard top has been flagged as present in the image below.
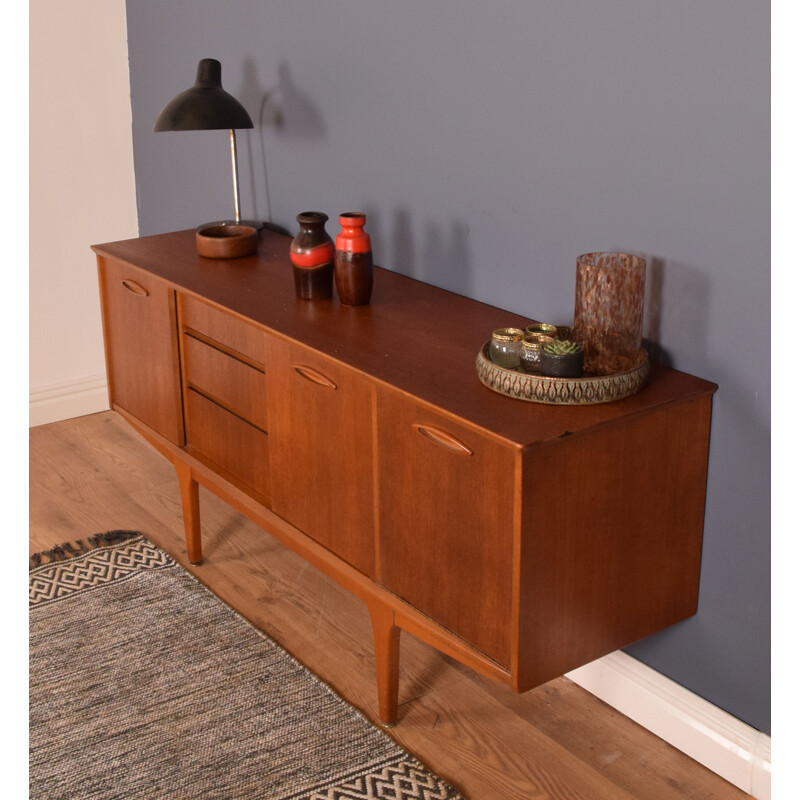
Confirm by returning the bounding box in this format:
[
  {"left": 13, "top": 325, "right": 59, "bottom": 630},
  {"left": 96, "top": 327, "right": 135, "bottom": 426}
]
[{"left": 92, "top": 228, "right": 717, "bottom": 447}]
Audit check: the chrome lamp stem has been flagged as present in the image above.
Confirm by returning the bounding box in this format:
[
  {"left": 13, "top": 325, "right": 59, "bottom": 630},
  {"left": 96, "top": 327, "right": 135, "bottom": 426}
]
[{"left": 229, "top": 129, "right": 241, "bottom": 224}]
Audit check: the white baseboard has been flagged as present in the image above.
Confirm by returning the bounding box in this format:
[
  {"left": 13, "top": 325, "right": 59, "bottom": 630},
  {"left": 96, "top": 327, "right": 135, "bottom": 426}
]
[
  {"left": 29, "top": 374, "right": 110, "bottom": 427},
  {"left": 566, "top": 651, "right": 770, "bottom": 799}
]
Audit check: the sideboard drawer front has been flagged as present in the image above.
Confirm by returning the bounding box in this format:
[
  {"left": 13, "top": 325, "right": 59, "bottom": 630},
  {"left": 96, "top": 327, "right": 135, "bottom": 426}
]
[
  {"left": 180, "top": 294, "right": 265, "bottom": 365},
  {"left": 377, "top": 389, "right": 516, "bottom": 667},
  {"left": 183, "top": 334, "right": 268, "bottom": 432},
  {"left": 185, "top": 389, "right": 271, "bottom": 502}
]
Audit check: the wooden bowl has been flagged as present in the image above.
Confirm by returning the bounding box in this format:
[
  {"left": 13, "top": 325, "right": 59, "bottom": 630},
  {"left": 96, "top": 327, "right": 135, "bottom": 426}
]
[{"left": 196, "top": 225, "right": 258, "bottom": 259}]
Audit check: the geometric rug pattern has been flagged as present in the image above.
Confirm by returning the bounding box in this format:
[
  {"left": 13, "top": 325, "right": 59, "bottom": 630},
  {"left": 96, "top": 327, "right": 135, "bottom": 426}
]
[
  {"left": 30, "top": 535, "right": 171, "bottom": 606},
  {"left": 29, "top": 533, "right": 465, "bottom": 800}
]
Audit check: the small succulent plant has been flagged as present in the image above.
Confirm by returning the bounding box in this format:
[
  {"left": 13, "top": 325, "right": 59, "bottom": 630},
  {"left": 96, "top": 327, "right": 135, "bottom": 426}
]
[{"left": 543, "top": 339, "right": 582, "bottom": 355}]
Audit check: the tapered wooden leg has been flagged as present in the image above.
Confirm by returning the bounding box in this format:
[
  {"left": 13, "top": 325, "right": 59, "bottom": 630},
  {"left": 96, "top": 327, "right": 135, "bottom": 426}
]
[
  {"left": 369, "top": 603, "right": 401, "bottom": 727},
  {"left": 175, "top": 459, "right": 203, "bottom": 565}
]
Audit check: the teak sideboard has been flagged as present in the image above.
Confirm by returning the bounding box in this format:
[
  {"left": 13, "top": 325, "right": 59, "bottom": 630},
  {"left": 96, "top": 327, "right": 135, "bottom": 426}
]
[{"left": 92, "top": 228, "right": 716, "bottom": 726}]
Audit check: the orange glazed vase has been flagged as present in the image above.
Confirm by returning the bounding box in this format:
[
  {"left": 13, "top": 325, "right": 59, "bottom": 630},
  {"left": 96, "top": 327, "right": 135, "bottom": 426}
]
[
  {"left": 334, "top": 212, "right": 373, "bottom": 306},
  {"left": 289, "top": 212, "right": 334, "bottom": 300}
]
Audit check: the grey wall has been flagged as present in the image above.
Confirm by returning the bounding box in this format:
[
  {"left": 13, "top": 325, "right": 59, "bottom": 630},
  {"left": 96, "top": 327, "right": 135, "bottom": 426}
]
[{"left": 125, "top": 0, "right": 770, "bottom": 733}]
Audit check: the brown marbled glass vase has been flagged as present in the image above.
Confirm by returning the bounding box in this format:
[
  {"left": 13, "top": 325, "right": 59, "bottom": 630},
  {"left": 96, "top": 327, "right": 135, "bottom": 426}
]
[{"left": 573, "top": 252, "right": 646, "bottom": 376}]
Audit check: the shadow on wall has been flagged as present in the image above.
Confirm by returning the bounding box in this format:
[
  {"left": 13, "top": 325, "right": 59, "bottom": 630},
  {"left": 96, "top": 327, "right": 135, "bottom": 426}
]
[
  {"left": 640, "top": 255, "right": 711, "bottom": 370},
  {"left": 643, "top": 256, "right": 670, "bottom": 366},
  {"left": 234, "top": 59, "right": 474, "bottom": 295},
  {"left": 365, "top": 206, "right": 474, "bottom": 297},
  {"left": 238, "top": 59, "right": 326, "bottom": 225},
  {"left": 263, "top": 61, "right": 326, "bottom": 142}
]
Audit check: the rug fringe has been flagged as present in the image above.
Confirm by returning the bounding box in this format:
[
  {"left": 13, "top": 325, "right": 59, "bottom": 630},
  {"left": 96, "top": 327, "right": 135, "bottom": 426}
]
[{"left": 29, "top": 530, "right": 142, "bottom": 570}]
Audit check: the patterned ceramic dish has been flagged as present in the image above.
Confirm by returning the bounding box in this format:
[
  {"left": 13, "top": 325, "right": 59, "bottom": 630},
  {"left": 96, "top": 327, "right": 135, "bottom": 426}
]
[{"left": 476, "top": 341, "right": 650, "bottom": 405}]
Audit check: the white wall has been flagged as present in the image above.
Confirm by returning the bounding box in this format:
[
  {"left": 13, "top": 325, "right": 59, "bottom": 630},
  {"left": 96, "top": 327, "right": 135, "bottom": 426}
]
[{"left": 29, "top": 0, "right": 138, "bottom": 426}]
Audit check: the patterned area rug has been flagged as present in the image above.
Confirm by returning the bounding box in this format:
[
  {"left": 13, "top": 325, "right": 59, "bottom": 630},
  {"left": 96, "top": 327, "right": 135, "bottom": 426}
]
[{"left": 29, "top": 532, "right": 464, "bottom": 800}]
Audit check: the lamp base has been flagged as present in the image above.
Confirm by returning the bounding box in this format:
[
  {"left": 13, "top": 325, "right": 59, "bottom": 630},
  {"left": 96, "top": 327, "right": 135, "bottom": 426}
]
[{"left": 197, "top": 219, "right": 263, "bottom": 232}]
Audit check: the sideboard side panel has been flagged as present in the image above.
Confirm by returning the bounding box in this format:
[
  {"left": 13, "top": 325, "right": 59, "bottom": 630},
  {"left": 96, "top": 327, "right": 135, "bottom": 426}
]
[{"left": 515, "top": 395, "right": 713, "bottom": 690}]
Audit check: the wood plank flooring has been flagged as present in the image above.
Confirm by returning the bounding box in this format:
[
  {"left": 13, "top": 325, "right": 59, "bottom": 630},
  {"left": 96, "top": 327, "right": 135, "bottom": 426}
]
[{"left": 29, "top": 411, "right": 751, "bottom": 800}]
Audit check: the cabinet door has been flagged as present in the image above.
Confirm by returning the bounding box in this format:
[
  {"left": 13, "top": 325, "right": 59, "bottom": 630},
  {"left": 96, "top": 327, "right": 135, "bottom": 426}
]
[
  {"left": 376, "top": 388, "right": 516, "bottom": 667},
  {"left": 97, "top": 257, "right": 184, "bottom": 445},
  {"left": 265, "top": 336, "right": 375, "bottom": 577}
]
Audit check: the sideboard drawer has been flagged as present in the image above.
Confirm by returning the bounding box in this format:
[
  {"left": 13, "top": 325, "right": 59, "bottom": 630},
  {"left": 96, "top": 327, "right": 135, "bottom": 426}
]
[
  {"left": 183, "top": 334, "right": 268, "bottom": 432},
  {"left": 179, "top": 293, "right": 265, "bottom": 365},
  {"left": 185, "top": 389, "right": 271, "bottom": 502}
]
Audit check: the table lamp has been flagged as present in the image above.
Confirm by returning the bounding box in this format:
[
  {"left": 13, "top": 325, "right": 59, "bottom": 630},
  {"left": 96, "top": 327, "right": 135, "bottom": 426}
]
[{"left": 154, "top": 58, "right": 262, "bottom": 230}]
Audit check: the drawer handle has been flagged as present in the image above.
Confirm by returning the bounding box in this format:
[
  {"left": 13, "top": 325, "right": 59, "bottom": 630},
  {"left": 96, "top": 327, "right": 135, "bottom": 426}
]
[
  {"left": 293, "top": 365, "right": 337, "bottom": 390},
  {"left": 120, "top": 279, "right": 149, "bottom": 297},
  {"left": 413, "top": 424, "right": 473, "bottom": 456}
]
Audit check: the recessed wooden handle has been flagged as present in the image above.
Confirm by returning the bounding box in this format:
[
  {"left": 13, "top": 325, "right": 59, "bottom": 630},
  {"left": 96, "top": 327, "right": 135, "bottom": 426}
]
[
  {"left": 293, "top": 365, "right": 338, "bottom": 390},
  {"left": 413, "top": 424, "right": 473, "bottom": 456},
  {"left": 120, "top": 279, "right": 149, "bottom": 297}
]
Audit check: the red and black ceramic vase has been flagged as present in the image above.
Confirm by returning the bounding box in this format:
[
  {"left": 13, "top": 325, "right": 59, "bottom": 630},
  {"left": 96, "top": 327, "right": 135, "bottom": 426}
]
[
  {"left": 289, "top": 212, "right": 334, "bottom": 300},
  {"left": 334, "top": 212, "right": 373, "bottom": 306}
]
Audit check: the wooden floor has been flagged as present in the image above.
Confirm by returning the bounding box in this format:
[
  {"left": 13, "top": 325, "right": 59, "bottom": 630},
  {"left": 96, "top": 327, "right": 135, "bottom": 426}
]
[{"left": 29, "top": 411, "right": 750, "bottom": 800}]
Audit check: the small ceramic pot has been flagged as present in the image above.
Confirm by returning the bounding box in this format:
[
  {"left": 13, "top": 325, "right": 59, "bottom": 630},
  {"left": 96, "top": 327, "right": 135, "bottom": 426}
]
[
  {"left": 489, "top": 328, "right": 525, "bottom": 368},
  {"left": 520, "top": 336, "right": 545, "bottom": 374},
  {"left": 539, "top": 345, "right": 585, "bottom": 378},
  {"left": 525, "top": 322, "right": 558, "bottom": 338}
]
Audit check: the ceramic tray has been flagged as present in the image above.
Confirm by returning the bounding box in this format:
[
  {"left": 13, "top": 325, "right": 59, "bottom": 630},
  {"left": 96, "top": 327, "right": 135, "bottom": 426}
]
[{"left": 475, "top": 342, "right": 650, "bottom": 405}]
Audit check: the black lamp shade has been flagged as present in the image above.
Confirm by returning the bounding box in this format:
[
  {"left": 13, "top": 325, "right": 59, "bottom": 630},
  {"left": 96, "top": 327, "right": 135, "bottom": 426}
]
[{"left": 154, "top": 58, "right": 253, "bottom": 132}]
